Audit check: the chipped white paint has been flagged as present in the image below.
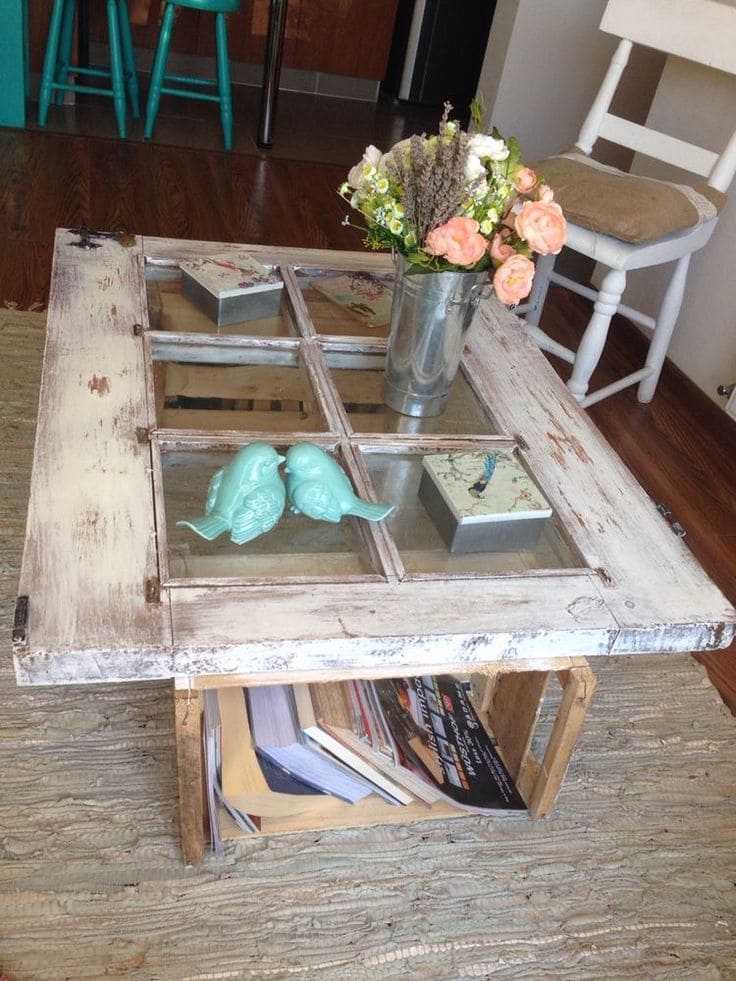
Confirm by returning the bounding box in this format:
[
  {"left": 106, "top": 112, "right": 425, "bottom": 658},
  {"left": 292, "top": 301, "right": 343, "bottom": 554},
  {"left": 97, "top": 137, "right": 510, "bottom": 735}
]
[
  {"left": 16, "top": 230, "right": 169, "bottom": 668},
  {"left": 14, "top": 233, "right": 736, "bottom": 686}
]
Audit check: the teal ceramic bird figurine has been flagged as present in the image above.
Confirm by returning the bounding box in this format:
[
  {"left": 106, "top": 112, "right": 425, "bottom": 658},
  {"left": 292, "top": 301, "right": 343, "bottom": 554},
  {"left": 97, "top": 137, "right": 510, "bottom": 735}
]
[
  {"left": 285, "top": 443, "right": 393, "bottom": 523},
  {"left": 177, "top": 443, "right": 286, "bottom": 545}
]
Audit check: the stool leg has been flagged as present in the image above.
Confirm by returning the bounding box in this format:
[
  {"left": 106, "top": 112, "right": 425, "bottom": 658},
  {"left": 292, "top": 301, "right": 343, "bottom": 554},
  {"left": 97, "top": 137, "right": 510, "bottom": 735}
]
[
  {"left": 106, "top": 0, "right": 127, "bottom": 137},
  {"left": 215, "top": 12, "right": 234, "bottom": 151},
  {"left": 144, "top": 2, "right": 176, "bottom": 140},
  {"left": 115, "top": 0, "right": 140, "bottom": 118},
  {"left": 38, "top": 0, "right": 67, "bottom": 125},
  {"left": 55, "top": 0, "right": 76, "bottom": 106}
]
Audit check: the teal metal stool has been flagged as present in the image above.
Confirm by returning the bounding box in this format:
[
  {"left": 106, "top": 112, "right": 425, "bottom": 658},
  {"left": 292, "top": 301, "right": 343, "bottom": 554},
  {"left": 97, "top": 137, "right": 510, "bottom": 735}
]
[
  {"left": 38, "top": 0, "right": 140, "bottom": 137},
  {"left": 38, "top": 0, "right": 139, "bottom": 138},
  {"left": 144, "top": 0, "right": 241, "bottom": 151}
]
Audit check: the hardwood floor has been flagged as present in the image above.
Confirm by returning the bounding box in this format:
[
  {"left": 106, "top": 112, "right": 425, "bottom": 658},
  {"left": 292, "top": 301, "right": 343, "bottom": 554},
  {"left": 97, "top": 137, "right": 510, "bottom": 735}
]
[{"left": 2, "top": 94, "right": 735, "bottom": 712}]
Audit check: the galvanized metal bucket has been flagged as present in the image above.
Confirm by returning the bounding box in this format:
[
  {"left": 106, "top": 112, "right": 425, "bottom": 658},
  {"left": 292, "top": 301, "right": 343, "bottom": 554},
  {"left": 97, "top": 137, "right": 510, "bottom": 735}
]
[{"left": 383, "top": 255, "right": 488, "bottom": 417}]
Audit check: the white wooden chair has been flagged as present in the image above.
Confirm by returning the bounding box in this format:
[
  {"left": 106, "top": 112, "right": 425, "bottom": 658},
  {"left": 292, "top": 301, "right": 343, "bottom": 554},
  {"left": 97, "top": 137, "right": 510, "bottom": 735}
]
[{"left": 519, "top": 0, "right": 736, "bottom": 407}]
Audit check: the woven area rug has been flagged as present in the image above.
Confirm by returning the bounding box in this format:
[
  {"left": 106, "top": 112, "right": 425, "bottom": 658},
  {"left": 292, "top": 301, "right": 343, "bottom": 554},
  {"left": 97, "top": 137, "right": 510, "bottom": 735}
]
[{"left": 1, "top": 309, "right": 735, "bottom": 980}]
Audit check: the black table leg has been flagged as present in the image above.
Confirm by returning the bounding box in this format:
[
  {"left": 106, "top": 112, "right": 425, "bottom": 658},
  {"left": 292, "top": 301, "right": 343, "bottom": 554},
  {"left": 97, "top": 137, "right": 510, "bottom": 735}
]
[
  {"left": 257, "top": 0, "right": 288, "bottom": 149},
  {"left": 78, "top": 0, "right": 90, "bottom": 67}
]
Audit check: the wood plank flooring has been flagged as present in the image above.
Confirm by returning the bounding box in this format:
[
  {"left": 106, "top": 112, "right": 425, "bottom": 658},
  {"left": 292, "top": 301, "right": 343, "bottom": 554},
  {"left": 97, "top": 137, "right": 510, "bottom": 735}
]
[{"left": 1, "top": 116, "right": 734, "bottom": 712}]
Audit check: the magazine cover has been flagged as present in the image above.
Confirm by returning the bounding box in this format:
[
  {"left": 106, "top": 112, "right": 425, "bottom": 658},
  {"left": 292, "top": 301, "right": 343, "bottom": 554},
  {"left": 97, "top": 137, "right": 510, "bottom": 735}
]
[{"left": 371, "top": 675, "right": 526, "bottom": 812}]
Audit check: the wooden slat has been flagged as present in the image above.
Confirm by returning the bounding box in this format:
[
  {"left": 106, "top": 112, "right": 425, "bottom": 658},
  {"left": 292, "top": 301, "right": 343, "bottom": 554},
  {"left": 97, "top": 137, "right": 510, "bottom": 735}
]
[
  {"left": 599, "top": 114, "right": 716, "bottom": 177},
  {"left": 528, "top": 666, "right": 597, "bottom": 819},
  {"left": 142, "top": 237, "right": 395, "bottom": 275},
  {"left": 163, "top": 362, "right": 313, "bottom": 401},
  {"left": 174, "top": 688, "right": 206, "bottom": 865},
  {"left": 160, "top": 408, "right": 322, "bottom": 432},
  {"left": 601, "top": 0, "right": 736, "bottom": 75},
  {"left": 484, "top": 671, "right": 550, "bottom": 780},
  {"left": 16, "top": 230, "right": 170, "bottom": 657}
]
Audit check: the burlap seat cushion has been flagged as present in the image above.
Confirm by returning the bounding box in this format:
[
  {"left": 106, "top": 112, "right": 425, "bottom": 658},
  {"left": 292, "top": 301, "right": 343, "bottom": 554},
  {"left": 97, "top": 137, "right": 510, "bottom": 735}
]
[{"left": 533, "top": 152, "right": 726, "bottom": 244}]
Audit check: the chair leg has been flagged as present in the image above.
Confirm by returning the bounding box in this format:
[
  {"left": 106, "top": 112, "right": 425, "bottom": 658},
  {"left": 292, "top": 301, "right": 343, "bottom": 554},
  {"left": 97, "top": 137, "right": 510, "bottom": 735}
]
[
  {"left": 567, "top": 267, "right": 626, "bottom": 402},
  {"left": 55, "top": 0, "right": 76, "bottom": 106},
  {"left": 215, "top": 12, "right": 234, "bottom": 151},
  {"left": 116, "top": 0, "right": 140, "bottom": 118},
  {"left": 522, "top": 252, "right": 555, "bottom": 327},
  {"left": 38, "top": 0, "right": 67, "bottom": 125},
  {"left": 638, "top": 254, "right": 691, "bottom": 403},
  {"left": 144, "top": 2, "right": 176, "bottom": 140},
  {"left": 106, "top": 0, "right": 127, "bottom": 137}
]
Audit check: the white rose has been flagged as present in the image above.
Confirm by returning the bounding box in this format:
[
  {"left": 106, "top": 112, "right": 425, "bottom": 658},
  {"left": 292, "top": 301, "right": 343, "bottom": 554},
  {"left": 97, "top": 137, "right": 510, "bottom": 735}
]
[
  {"left": 464, "top": 152, "right": 486, "bottom": 182},
  {"left": 468, "top": 133, "right": 509, "bottom": 161},
  {"left": 364, "top": 144, "right": 383, "bottom": 168},
  {"left": 347, "top": 144, "right": 385, "bottom": 188}
]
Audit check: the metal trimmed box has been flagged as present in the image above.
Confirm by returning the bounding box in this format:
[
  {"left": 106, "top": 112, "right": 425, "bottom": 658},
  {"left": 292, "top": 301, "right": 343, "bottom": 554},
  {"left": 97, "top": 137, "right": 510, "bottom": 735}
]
[
  {"left": 180, "top": 251, "right": 284, "bottom": 327},
  {"left": 418, "top": 449, "right": 553, "bottom": 554}
]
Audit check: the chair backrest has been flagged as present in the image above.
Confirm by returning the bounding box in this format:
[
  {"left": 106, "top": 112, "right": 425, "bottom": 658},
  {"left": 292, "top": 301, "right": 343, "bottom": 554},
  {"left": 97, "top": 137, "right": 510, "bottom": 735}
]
[{"left": 574, "top": 0, "right": 736, "bottom": 193}]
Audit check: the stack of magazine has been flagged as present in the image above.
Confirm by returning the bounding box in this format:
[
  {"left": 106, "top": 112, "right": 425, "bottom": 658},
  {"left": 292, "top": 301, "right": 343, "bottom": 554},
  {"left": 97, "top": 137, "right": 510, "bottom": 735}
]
[{"left": 203, "top": 674, "right": 526, "bottom": 851}]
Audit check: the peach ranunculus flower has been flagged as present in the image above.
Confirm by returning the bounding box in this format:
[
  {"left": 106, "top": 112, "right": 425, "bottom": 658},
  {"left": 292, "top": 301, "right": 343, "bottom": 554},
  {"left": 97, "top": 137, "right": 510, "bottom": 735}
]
[
  {"left": 514, "top": 200, "right": 567, "bottom": 255},
  {"left": 425, "top": 216, "right": 487, "bottom": 266},
  {"left": 493, "top": 254, "right": 536, "bottom": 305},
  {"left": 512, "top": 166, "right": 537, "bottom": 194},
  {"left": 489, "top": 230, "right": 516, "bottom": 264}
]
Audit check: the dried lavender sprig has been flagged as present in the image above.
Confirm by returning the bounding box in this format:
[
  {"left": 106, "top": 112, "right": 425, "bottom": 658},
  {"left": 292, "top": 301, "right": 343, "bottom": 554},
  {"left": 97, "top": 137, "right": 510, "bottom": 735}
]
[{"left": 385, "top": 103, "right": 472, "bottom": 247}]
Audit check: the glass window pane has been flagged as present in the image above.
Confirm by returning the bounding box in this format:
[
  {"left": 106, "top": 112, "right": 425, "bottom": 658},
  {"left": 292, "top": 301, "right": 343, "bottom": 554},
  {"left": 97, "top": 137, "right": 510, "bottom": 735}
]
[
  {"left": 297, "top": 268, "right": 394, "bottom": 339},
  {"left": 161, "top": 447, "right": 377, "bottom": 580},
  {"left": 364, "top": 450, "right": 579, "bottom": 576},
  {"left": 325, "top": 351, "right": 498, "bottom": 435},
  {"left": 146, "top": 262, "right": 296, "bottom": 338},
  {"left": 151, "top": 344, "right": 327, "bottom": 433}
]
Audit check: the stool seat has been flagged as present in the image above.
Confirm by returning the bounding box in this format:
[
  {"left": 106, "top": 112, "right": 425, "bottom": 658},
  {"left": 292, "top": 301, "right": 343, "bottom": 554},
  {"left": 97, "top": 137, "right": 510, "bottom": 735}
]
[
  {"left": 38, "top": 0, "right": 139, "bottom": 139},
  {"left": 144, "top": 0, "right": 241, "bottom": 151}
]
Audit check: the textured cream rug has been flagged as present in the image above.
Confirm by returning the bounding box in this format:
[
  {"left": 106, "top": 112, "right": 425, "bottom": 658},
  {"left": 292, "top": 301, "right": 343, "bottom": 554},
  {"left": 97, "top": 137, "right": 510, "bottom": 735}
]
[{"left": 1, "top": 310, "right": 735, "bottom": 979}]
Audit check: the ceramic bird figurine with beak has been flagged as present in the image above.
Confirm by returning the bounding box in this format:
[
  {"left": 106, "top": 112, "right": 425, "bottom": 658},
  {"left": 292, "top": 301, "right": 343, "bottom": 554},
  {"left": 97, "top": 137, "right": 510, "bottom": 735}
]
[
  {"left": 177, "top": 442, "right": 286, "bottom": 545},
  {"left": 285, "top": 443, "right": 393, "bottom": 523}
]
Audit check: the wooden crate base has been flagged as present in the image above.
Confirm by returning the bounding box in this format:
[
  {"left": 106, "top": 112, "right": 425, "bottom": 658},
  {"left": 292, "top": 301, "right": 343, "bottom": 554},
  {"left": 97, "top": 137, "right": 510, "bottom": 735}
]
[{"left": 174, "top": 657, "right": 596, "bottom": 865}]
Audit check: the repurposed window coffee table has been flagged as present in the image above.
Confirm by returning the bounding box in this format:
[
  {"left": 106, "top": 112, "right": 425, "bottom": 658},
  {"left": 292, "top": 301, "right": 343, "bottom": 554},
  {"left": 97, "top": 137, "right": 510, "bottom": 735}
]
[{"left": 15, "top": 229, "right": 736, "bottom": 864}]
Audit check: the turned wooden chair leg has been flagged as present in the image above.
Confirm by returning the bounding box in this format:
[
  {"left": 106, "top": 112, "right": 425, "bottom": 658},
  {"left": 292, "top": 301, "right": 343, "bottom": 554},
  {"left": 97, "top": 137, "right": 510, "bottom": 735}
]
[
  {"left": 567, "top": 267, "right": 627, "bottom": 402},
  {"left": 638, "top": 254, "right": 691, "bottom": 403}
]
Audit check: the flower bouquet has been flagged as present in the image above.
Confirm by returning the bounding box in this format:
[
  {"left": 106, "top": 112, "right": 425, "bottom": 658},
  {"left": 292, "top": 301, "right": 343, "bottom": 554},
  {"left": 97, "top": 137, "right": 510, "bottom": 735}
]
[
  {"left": 338, "top": 103, "right": 567, "bottom": 417},
  {"left": 339, "top": 102, "right": 566, "bottom": 305}
]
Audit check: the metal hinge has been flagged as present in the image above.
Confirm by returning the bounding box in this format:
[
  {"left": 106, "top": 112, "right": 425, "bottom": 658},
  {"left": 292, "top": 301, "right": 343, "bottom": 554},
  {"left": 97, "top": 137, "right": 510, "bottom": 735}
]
[
  {"left": 136, "top": 426, "right": 152, "bottom": 445},
  {"left": 656, "top": 503, "right": 686, "bottom": 538},
  {"left": 13, "top": 595, "right": 29, "bottom": 645},
  {"left": 145, "top": 578, "right": 161, "bottom": 604},
  {"left": 68, "top": 225, "right": 135, "bottom": 250},
  {"left": 132, "top": 323, "right": 147, "bottom": 336}
]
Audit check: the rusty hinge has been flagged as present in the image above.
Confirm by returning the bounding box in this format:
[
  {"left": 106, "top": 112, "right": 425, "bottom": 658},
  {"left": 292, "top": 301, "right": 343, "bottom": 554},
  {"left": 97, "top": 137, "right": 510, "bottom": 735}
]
[
  {"left": 145, "top": 578, "right": 161, "bottom": 604},
  {"left": 132, "top": 322, "right": 147, "bottom": 336},
  {"left": 136, "top": 426, "right": 152, "bottom": 445},
  {"left": 13, "top": 595, "right": 29, "bottom": 645},
  {"left": 656, "top": 503, "right": 686, "bottom": 539}
]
